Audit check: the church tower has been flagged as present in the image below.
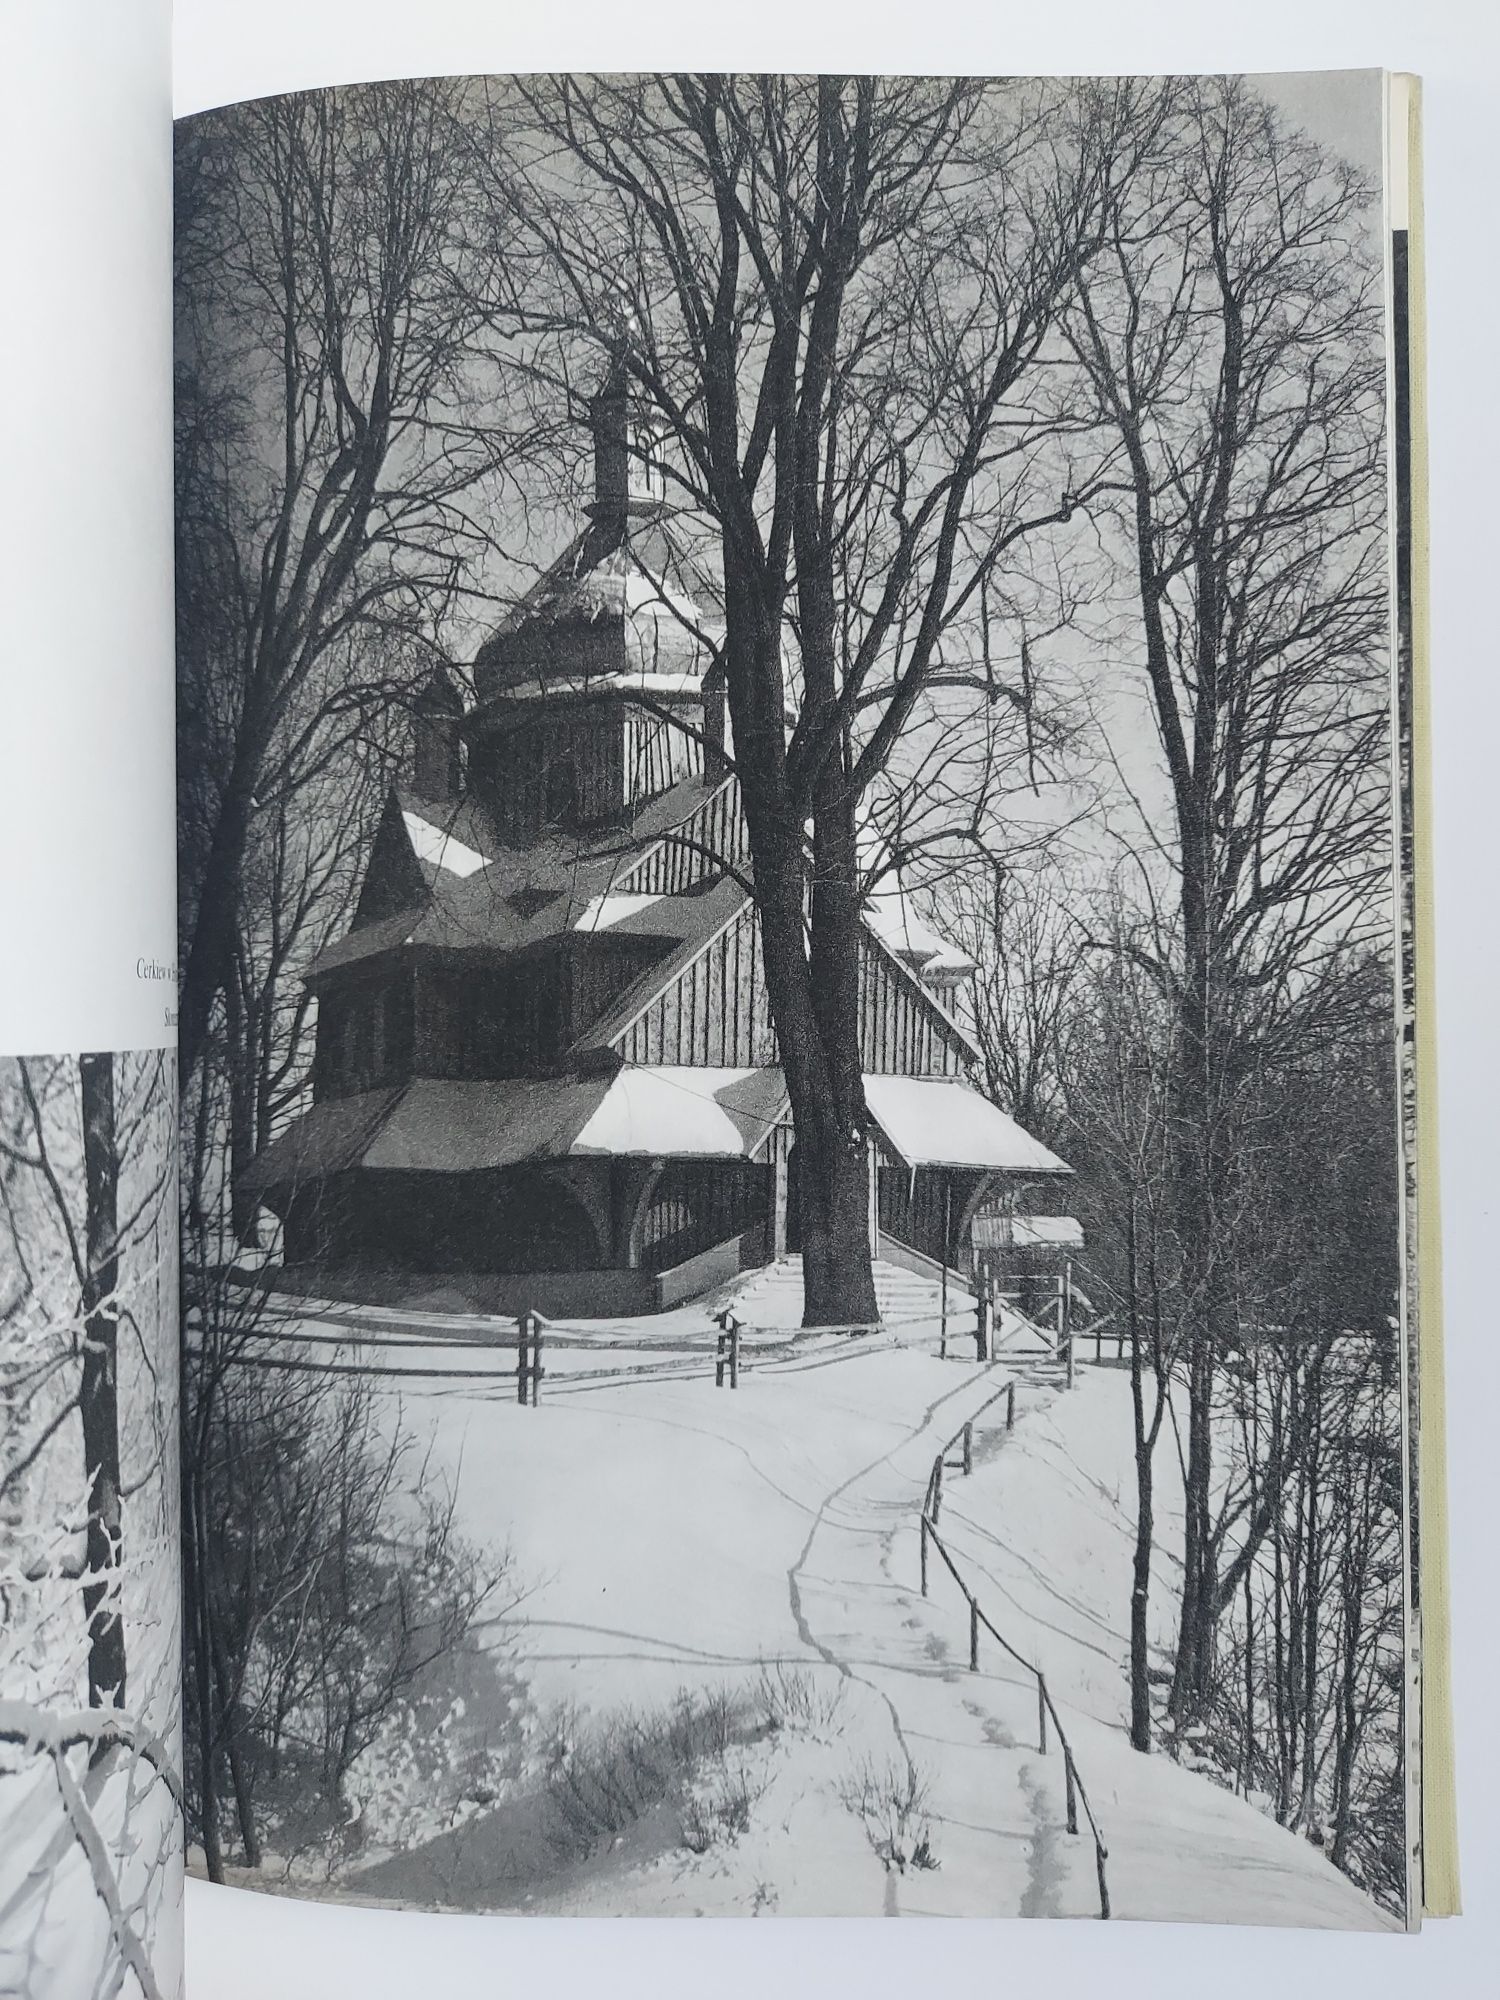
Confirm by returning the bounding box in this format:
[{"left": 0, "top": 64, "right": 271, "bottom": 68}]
[{"left": 466, "top": 368, "right": 724, "bottom": 845}]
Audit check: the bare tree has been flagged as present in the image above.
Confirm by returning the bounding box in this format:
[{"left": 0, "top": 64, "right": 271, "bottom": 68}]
[
  {"left": 939, "top": 864, "right": 1085, "bottom": 1144},
  {"left": 173, "top": 80, "right": 513, "bottom": 1108},
  {"left": 1062, "top": 76, "right": 1390, "bottom": 1716},
  {"left": 179, "top": 1213, "right": 513, "bottom": 1884},
  {"left": 479, "top": 74, "right": 1128, "bottom": 1322},
  {"left": 0, "top": 1054, "right": 179, "bottom": 1998}
]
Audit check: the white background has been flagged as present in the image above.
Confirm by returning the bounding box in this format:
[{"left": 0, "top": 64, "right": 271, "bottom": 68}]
[
  {"left": 11, "top": 2, "right": 1498, "bottom": 1993},
  {"left": 0, "top": 4, "right": 177, "bottom": 1054}
]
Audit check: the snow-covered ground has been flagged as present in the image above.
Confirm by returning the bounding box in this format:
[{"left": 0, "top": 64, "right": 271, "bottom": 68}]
[{"left": 264, "top": 1308, "right": 1393, "bottom": 1930}]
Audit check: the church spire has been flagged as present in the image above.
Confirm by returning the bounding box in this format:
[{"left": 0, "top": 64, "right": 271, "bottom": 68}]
[{"left": 587, "top": 360, "right": 664, "bottom": 541}]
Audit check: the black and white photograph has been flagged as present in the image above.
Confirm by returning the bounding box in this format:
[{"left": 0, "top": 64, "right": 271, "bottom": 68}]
[
  {"left": 170, "top": 68, "right": 1416, "bottom": 1927},
  {"left": 0, "top": 1052, "right": 182, "bottom": 1999}
]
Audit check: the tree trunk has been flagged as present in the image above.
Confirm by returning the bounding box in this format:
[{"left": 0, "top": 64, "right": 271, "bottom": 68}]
[
  {"left": 179, "top": 740, "right": 259, "bottom": 1086},
  {"left": 224, "top": 970, "right": 262, "bottom": 1246},
  {"left": 78, "top": 1053, "right": 127, "bottom": 1721},
  {"left": 183, "top": 1468, "right": 225, "bottom": 1883},
  {"left": 1127, "top": 1206, "right": 1155, "bottom": 1752},
  {"left": 723, "top": 588, "right": 879, "bottom": 1329},
  {"left": 1168, "top": 899, "right": 1225, "bottom": 1723},
  {"left": 208, "top": 1598, "right": 263, "bottom": 1869},
  {"left": 802, "top": 757, "right": 879, "bottom": 1328}
]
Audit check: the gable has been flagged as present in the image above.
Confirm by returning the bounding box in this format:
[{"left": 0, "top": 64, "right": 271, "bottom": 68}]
[
  {"left": 585, "top": 884, "right": 976, "bottom": 1082},
  {"left": 857, "top": 929, "right": 978, "bottom": 1078}
]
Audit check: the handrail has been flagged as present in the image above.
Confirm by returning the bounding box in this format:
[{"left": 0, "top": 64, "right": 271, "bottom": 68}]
[{"left": 918, "top": 1403, "right": 1111, "bottom": 1919}]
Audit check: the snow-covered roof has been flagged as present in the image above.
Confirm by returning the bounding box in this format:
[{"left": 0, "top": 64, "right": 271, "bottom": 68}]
[
  {"left": 476, "top": 516, "right": 724, "bottom": 703},
  {"left": 485, "top": 670, "right": 706, "bottom": 705},
  {"left": 863, "top": 887, "right": 978, "bottom": 985},
  {"left": 307, "top": 776, "right": 723, "bottom": 983},
  {"left": 864, "top": 1076, "right": 1072, "bottom": 1175},
  {"left": 570, "top": 1066, "right": 787, "bottom": 1160},
  {"left": 400, "top": 809, "right": 491, "bottom": 879},
  {"left": 249, "top": 1065, "right": 789, "bottom": 1187},
  {"left": 573, "top": 891, "right": 666, "bottom": 933},
  {"left": 972, "top": 1213, "right": 1084, "bottom": 1250}
]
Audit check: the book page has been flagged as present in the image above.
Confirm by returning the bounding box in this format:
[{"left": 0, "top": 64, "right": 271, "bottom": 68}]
[
  {"left": 0, "top": 9, "right": 183, "bottom": 1999},
  {"left": 170, "top": 32, "right": 1433, "bottom": 1957},
  {"left": 173, "top": 6, "right": 1500, "bottom": 1998}
]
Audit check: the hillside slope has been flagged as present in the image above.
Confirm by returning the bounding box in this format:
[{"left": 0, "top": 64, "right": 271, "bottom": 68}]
[{"left": 327, "top": 1327, "right": 1390, "bottom": 1928}]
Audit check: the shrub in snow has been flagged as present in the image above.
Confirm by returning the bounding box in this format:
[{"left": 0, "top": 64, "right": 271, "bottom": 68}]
[
  {"left": 838, "top": 1756, "right": 939, "bottom": 1874},
  {"left": 544, "top": 1686, "right": 762, "bottom": 1860}
]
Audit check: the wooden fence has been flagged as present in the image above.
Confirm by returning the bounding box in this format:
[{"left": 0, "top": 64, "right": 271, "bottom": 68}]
[
  {"left": 516, "top": 1310, "right": 545, "bottom": 1404},
  {"left": 917, "top": 1388, "right": 1111, "bottom": 1919},
  {"left": 710, "top": 1296, "right": 993, "bottom": 1383}
]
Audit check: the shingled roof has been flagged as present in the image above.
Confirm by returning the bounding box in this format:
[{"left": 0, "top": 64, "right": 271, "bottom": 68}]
[
  {"left": 307, "top": 775, "right": 729, "bottom": 983},
  {"left": 475, "top": 515, "right": 724, "bottom": 704}
]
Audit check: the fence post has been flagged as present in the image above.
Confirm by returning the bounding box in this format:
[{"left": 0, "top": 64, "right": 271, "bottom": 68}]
[
  {"left": 1096, "top": 1846, "right": 1111, "bottom": 1920},
  {"left": 1006, "top": 1380, "right": 1016, "bottom": 1431},
  {"left": 920, "top": 1515, "right": 929, "bottom": 1597},
  {"left": 939, "top": 1175, "right": 951, "bottom": 1358},
  {"left": 730, "top": 1318, "right": 740, "bottom": 1390},
  {"left": 1037, "top": 1675, "right": 1048, "bottom": 1754},
  {"left": 715, "top": 1329, "right": 725, "bottom": 1388},
  {"left": 531, "top": 1315, "right": 543, "bottom": 1404},
  {"left": 977, "top": 1291, "right": 991, "bottom": 1362},
  {"left": 1065, "top": 1751, "right": 1078, "bottom": 1835},
  {"left": 517, "top": 1311, "right": 531, "bottom": 1406},
  {"left": 962, "top": 1421, "right": 973, "bottom": 1476},
  {"left": 969, "top": 1598, "right": 980, "bottom": 1672},
  {"left": 931, "top": 1453, "right": 944, "bottom": 1524},
  {"left": 1066, "top": 1333, "right": 1075, "bottom": 1391}
]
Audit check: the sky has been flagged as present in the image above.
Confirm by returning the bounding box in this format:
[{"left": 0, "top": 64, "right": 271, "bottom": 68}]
[{"left": 1253, "top": 68, "right": 1384, "bottom": 181}]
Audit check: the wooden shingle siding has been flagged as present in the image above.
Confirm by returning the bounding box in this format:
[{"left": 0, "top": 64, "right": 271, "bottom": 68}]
[
  {"left": 624, "top": 706, "right": 702, "bottom": 810},
  {"left": 568, "top": 938, "right": 669, "bottom": 1047},
  {"left": 637, "top": 1159, "right": 769, "bottom": 1273},
  {"left": 858, "top": 936, "right": 967, "bottom": 1076},
  {"left": 314, "top": 967, "right": 414, "bottom": 1099},
  {"left": 606, "top": 891, "right": 972, "bottom": 1080},
  {"left": 612, "top": 900, "right": 776, "bottom": 1067},
  {"left": 471, "top": 707, "right": 627, "bottom": 840},
  {"left": 619, "top": 773, "right": 748, "bottom": 896}
]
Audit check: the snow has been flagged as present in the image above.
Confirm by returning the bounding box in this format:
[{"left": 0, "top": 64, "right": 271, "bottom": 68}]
[
  {"left": 973, "top": 1215, "right": 1086, "bottom": 1250},
  {"left": 573, "top": 891, "right": 665, "bottom": 932},
  {"left": 863, "top": 887, "right": 979, "bottom": 982},
  {"left": 400, "top": 811, "right": 490, "bottom": 878},
  {"left": 571, "top": 1066, "right": 786, "bottom": 1159},
  {"left": 265, "top": 1305, "right": 1393, "bottom": 1929},
  {"left": 864, "top": 1074, "right": 1075, "bottom": 1176},
  {"left": 499, "top": 671, "right": 706, "bottom": 703}
]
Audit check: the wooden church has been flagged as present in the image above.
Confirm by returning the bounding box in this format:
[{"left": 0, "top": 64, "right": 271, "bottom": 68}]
[{"left": 246, "top": 383, "right": 1072, "bottom": 1315}]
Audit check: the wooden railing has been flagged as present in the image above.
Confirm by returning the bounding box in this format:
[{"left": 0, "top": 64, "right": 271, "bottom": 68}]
[{"left": 917, "top": 1390, "right": 1111, "bottom": 1919}]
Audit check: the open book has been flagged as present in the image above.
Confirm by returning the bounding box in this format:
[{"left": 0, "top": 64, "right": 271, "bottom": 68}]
[{"left": 0, "top": 43, "right": 1456, "bottom": 2000}]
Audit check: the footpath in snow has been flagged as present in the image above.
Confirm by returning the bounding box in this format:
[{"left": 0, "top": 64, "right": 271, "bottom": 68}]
[{"left": 306, "top": 1317, "right": 1391, "bottom": 1929}]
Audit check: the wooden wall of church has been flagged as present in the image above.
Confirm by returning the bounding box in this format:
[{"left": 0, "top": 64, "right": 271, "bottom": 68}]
[
  {"left": 313, "top": 968, "right": 414, "bottom": 1099},
  {"left": 618, "top": 773, "right": 747, "bottom": 896},
  {"left": 624, "top": 706, "right": 703, "bottom": 809},
  {"left": 607, "top": 901, "right": 970, "bottom": 1079},
  {"left": 469, "top": 708, "right": 627, "bottom": 840},
  {"left": 468, "top": 701, "right": 705, "bottom": 843},
  {"left": 611, "top": 901, "right": 777, "bottom": 1067},
  {"left": 636, "top": 1159, "right": 770, "bottom": 1273},
  {"left": 858, "top": 938, "right": 967, "bottom": 1076},
  {"left": 413, "top": 938, "right": 664, "bottom": 1077}
]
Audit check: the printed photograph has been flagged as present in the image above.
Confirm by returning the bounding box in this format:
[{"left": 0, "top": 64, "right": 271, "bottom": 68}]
[
  {"left": 172, "top": 70, "right": 1412, "bottom": 1925},
  {"left": 0, "top": 1052, "right": 182, "bottom": 1999}
]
